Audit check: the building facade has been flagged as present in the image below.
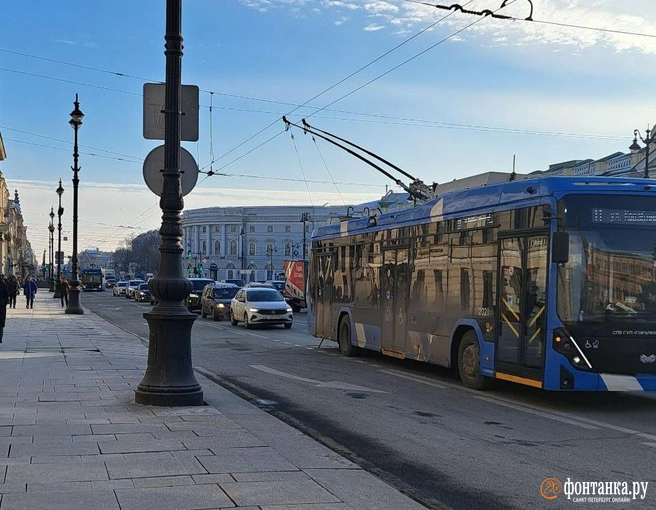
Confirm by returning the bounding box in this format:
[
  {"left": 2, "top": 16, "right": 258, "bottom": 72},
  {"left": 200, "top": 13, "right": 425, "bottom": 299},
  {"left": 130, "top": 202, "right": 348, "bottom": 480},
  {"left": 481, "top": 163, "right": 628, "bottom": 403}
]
[
  {"left": 182, "top": 205, "right": 352, "bottom": 282},
  {"left": 0, "top": 133, "right": 36, "bottom": 278}
]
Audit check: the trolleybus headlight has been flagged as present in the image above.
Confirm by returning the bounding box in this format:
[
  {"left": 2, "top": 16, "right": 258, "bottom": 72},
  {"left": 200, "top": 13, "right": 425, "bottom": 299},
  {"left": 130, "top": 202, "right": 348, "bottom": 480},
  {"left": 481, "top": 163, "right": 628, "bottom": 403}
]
[{"left": 553, "top": 328, "right": 593, "bottom": 371}]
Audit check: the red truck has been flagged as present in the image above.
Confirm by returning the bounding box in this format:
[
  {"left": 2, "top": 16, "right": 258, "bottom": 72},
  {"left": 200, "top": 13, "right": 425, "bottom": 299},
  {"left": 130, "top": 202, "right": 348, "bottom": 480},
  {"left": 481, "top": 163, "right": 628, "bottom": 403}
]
[{"left": 283, "top": 259, "right": 308, "bottom": 312}]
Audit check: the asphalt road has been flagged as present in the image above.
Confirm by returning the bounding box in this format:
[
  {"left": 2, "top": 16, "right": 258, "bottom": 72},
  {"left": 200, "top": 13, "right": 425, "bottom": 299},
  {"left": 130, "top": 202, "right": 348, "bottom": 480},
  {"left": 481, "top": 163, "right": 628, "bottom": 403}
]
[{"left": 86, "top": 291, "right": 656, "bottom": 510}]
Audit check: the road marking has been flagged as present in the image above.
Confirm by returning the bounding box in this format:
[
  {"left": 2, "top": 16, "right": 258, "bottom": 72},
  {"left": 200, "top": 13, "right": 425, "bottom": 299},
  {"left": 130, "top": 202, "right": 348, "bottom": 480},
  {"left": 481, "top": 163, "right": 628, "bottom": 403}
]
[
  {"left": 206, "top": 324, "right": 269, "bottom": 339},
  {"left": 474, "top": 396, "right": 599, "bottom": 430},
  {"left": 379, "top": 369, "right": 446, "bottom": 389},
  {"left": 250, "top": 364, "right": 387, "bottom": 393}
]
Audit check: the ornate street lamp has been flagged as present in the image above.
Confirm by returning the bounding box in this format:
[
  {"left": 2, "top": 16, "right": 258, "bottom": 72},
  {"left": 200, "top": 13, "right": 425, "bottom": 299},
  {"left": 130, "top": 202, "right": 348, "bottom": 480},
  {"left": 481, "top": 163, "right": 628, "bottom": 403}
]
[
  {"left": 66, "top": 94, "right": 84, "bottom": 314},
  {"left": 630, "top": 124, "right": 656, "bottom": 179},
  {"left": 135, "top": 0, "right": 203, "bottom": 406},
  {"left": 49, "top": 208, "right": 55, "bottom": 292},
  {"left": 54, "top": 179, "right": 64, "bottom": 299}
]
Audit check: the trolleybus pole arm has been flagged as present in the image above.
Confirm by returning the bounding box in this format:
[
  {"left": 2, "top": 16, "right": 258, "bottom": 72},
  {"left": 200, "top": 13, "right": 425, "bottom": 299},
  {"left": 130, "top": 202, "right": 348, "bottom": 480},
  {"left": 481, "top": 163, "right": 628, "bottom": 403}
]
[
  {"left": 300, "top": 118, "right": 418, "bottom": 182},
  {"left": 282, "top": 117, "right": 427, "bottom": 201}
]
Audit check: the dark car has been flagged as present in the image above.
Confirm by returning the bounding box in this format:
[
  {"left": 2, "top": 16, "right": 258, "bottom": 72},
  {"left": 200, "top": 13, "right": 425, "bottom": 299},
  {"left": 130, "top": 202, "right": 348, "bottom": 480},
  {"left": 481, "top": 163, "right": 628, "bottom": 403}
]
[
  {"left": 185, "top": 278, "right": 215, "bottom": 312},
  {"left": 134, "top": 283, "right": 151, "bottom": 303},
  {"left": 221, "top": 278, "right": 246, "bottom": 288},
  {"left": 200, "top": 283, "right": 240, "bottom": 321}
]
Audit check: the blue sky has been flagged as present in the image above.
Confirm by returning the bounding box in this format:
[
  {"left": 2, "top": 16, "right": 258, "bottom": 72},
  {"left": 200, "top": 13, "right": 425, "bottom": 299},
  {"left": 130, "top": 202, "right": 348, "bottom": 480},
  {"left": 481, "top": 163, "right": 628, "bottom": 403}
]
[{"left": 1, "top": 0, "right": 655, "bottom": 259}]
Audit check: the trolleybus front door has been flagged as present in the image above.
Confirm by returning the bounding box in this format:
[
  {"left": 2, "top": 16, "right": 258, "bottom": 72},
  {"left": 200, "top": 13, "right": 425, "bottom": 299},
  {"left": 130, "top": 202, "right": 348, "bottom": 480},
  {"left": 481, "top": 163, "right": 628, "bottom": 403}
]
[
  {"left": 315, "top": 254, "right": 334, "bottom": 339},
  {"left": 496, "top": 235, "right": 547, "bottom": 386},
  {"left": 381, "top": 248, "right": 409, "bottom": 356}
]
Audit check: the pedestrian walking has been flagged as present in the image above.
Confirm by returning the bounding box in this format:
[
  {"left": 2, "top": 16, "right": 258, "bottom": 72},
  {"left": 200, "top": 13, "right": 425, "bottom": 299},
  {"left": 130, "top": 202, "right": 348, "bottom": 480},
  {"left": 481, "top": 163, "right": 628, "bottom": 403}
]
[
  {"left": 57, "top": 275, "right": 70, "bottom": 307},
  {"left": 23, "top": 276, "right": 37, "bottom": 309},
  {"left": 0, "top": 275, "right": 9, "bottom": 342},
  {"left": 7, "top": 275, "right": 18, "bottom": 308}
]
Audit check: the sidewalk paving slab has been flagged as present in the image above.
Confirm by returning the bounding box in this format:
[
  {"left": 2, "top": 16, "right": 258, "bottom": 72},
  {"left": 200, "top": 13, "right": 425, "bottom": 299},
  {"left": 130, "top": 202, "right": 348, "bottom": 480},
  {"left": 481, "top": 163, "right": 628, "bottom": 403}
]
[{"left": 0, "top": 294, "right": 427, "bottom": 510}]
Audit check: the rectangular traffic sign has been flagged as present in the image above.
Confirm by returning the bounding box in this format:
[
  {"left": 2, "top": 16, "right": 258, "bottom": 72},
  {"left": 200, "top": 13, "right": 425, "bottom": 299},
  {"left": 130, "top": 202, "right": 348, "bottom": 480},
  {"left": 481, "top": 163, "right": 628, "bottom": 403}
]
[{"left": 143, "top": 83, "right": 199, "bottom": 141}]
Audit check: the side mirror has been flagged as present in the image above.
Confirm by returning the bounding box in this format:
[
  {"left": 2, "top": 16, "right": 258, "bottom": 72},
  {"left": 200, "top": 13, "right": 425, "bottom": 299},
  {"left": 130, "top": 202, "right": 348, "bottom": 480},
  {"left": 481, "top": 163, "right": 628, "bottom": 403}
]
[{"left": 552, "top": 231, "right": 569, "bottom": 264}]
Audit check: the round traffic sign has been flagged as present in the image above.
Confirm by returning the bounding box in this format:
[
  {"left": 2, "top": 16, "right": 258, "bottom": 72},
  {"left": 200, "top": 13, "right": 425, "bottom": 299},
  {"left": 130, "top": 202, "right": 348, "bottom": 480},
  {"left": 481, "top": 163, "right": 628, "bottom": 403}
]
[{"left": 143, "top": 145, "right": 199, "bottom": 197}]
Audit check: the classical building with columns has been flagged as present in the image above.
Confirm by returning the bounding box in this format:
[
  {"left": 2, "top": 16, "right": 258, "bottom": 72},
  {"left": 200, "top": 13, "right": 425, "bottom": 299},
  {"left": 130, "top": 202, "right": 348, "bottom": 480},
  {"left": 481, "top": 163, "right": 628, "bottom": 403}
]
[{"left": 182, "top": 205, "right": 352, "bottom": 282}]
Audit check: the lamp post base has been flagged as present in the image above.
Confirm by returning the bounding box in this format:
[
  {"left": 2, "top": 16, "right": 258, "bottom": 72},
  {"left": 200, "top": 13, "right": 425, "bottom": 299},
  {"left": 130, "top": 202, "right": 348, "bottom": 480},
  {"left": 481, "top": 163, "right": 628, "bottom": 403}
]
[
  {"left": 135, "top": 310, "right": 203, "bottom": 406},
  {"left": 65, "top": 286, "right": 84, "bottom": 314}
]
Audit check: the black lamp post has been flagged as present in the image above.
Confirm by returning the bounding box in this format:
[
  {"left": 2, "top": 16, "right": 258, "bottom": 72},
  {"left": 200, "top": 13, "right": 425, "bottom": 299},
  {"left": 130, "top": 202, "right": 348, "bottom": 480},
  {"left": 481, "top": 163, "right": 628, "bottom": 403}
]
[
  {"left": 53, "top": 179, "right": 64, "bottom": 299},
  {"left": 135, "top": 0, "right": 203, "bottom": 406},
  {"left": 630, "top": 125, "right": 656, "bottom": 179},
  {"left": 300, "top": 212, "right": 310, "bottom": 260},
  {"left": 267, "top": 244, "right": 277, "bottom": 280},
  {"left": 48, "top": 208, "right": 55, "bottom": 292},
  {"left": 66, "top": 94, "right": 84, "bottom": 314}
]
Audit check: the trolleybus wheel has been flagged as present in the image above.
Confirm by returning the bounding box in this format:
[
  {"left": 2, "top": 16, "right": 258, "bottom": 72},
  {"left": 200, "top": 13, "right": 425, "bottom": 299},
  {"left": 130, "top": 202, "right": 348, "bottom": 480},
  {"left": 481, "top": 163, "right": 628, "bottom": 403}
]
[
  {"left": 457, "top": 331, "right": 490, "bottom": 390},
  {"left": 338, "top": 317, "right": 360, "bottom": 357}
]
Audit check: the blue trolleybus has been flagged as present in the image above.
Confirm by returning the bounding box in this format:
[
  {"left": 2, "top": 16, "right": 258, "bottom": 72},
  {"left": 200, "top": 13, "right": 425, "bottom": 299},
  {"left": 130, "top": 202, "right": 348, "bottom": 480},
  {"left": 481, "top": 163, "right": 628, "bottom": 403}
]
[
  {"left": 308, "top": 174, "right": 656, "bottom": 391},
  {"left": 80, "top": 267, "right": 104, "bottom": 291}
]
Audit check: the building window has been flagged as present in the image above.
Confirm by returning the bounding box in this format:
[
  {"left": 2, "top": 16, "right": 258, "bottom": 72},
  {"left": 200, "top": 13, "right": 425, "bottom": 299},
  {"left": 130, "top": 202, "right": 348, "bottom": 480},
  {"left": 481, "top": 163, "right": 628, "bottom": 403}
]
[
  {"left": 249, "top": 242, "right": 256, "bottom": 256},
  {"left": 285, "top": 242, "right": 292, "bottom": 257},
  {"left": 267, "top": 242, "right": 274, "bottom": 254},
  {"left": 285, "top": 226, "right": 291, "bottom": 233},
  {"left": 215, "top": 226, "right": 220, "bottom": 233},
  {"left": 202, "top": 226, "right": 206, "bottom": 233},
  {"left": 249, "top": 226, "right": 255, "bottom": 233},
  {"left": 267, "top": 225, "right": 273, "bottom": 233},
  {"left": 214, "top": 240, "right": 220, "bottom": 255},
  {"left": 230, "top": 240, "right": 237, "bottom": 256},
  {"left": 230, "top": 225, "right": 237, "bottom": 233},
  {"left": 202, "top": 241, "right": 206, "bottom": 254}
]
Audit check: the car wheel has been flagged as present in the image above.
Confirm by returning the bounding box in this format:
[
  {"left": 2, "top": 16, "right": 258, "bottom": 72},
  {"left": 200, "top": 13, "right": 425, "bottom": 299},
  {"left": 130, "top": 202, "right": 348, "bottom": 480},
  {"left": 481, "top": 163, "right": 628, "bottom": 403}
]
[
  {"left": 244, "top": 313, "right": 251, "bottom": 329},
  {"left": 284, "top": 323, "right": 292, "bottom": 329},
  {"left": 457, "top": 331, "right": 491, "bottom": 390},
  {"left": 230, "top": 310, "right": 238, "bottom": 326},
  {"left": 201, "top": 307, "right": 207, "bottom": 319}
]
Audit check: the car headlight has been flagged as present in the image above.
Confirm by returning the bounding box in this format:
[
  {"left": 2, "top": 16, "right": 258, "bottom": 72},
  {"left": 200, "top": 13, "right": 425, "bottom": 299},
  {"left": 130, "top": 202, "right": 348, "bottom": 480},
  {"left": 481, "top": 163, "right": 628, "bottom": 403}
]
[
  {"left": 286, "top": 307, "right": 293, "bottom": 313},
  {"left": 249, "top": 308, "right": 260, "bottom": 313},
  {"left": 189, "top": 293, "right": 198, "bottom": 299},
  {"left": 217, "top": 303, "right": 225, "bottom": 309}
]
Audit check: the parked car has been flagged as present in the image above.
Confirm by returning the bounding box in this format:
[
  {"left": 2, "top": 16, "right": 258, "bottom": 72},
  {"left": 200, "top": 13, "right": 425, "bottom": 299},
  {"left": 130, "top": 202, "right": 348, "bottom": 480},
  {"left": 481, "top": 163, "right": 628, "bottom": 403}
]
[
  {"left": 200, "top": 283, "right": 240, "bottom": 321},
  {"left": 243, "top": 282, "right": 274, "bottom": 289},
  {"left": 265, "top": 280, "right": 285, "bottom": 293},
  {"left": 230, "top": 287, "right": 293, "bottom": 329},
  {"left": 113, "top": 281, "right": 128, "bottom": 296},
  {"left": 125, "top": 279, "right": 145, "bottom": 299},
  {"left": 134, "top": 283, "right": 151, "bottom": 303},
  {"left": 221, "top": 278, "right": 246, "bottom": 288},
  {"left": 185, "top": 278, "right": 215, "bottom": 312}
]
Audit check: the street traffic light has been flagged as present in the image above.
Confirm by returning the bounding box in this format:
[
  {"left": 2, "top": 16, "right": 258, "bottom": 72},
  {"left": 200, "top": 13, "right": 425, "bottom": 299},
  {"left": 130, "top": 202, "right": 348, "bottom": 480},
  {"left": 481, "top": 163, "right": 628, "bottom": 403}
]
[{"left": 187, "top": 250, "right": 192, "bottom": 259}]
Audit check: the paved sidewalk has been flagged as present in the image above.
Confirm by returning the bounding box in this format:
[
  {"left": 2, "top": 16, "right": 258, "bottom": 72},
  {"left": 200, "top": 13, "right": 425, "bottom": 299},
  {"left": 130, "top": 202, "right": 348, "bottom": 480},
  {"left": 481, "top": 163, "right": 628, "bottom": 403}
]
[{"left": 0, "top": 293, "right": 426, "bottom": 510}]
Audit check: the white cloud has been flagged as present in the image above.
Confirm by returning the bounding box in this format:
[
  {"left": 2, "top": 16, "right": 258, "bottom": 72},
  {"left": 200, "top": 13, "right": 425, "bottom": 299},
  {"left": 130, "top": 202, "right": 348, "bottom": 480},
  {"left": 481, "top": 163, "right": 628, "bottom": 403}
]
[
  {"left": 364, "top": 23, "right": 385, "bottom": 32},
  {"left": 239, "top": 0, "right": 656, "bottom": 54},
  {"left": 364, "top": 1, "right": 398, "bottom": 15}
]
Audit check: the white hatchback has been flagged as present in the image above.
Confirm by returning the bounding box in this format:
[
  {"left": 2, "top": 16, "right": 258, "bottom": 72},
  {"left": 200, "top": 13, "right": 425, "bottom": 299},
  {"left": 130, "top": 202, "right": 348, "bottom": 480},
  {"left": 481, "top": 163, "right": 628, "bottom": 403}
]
[{"left": 230, "top": 288, "right": 293, "bottom": 329}]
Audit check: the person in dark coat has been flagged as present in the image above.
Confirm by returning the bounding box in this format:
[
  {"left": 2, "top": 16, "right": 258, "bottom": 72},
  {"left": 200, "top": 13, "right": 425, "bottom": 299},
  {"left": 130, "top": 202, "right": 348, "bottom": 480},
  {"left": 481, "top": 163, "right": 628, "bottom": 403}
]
[
  {"left": 57, "top": 276, "right": 70, "bottom": 307},
  {"left": 7, "top": 275, "right": 18, "bottom": 309},
  {"left": 0, "top": 275, "right": 9, "bottom": 342},
  {"left": 23, "top": 276, "right": 37, "bottom": 309}
]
